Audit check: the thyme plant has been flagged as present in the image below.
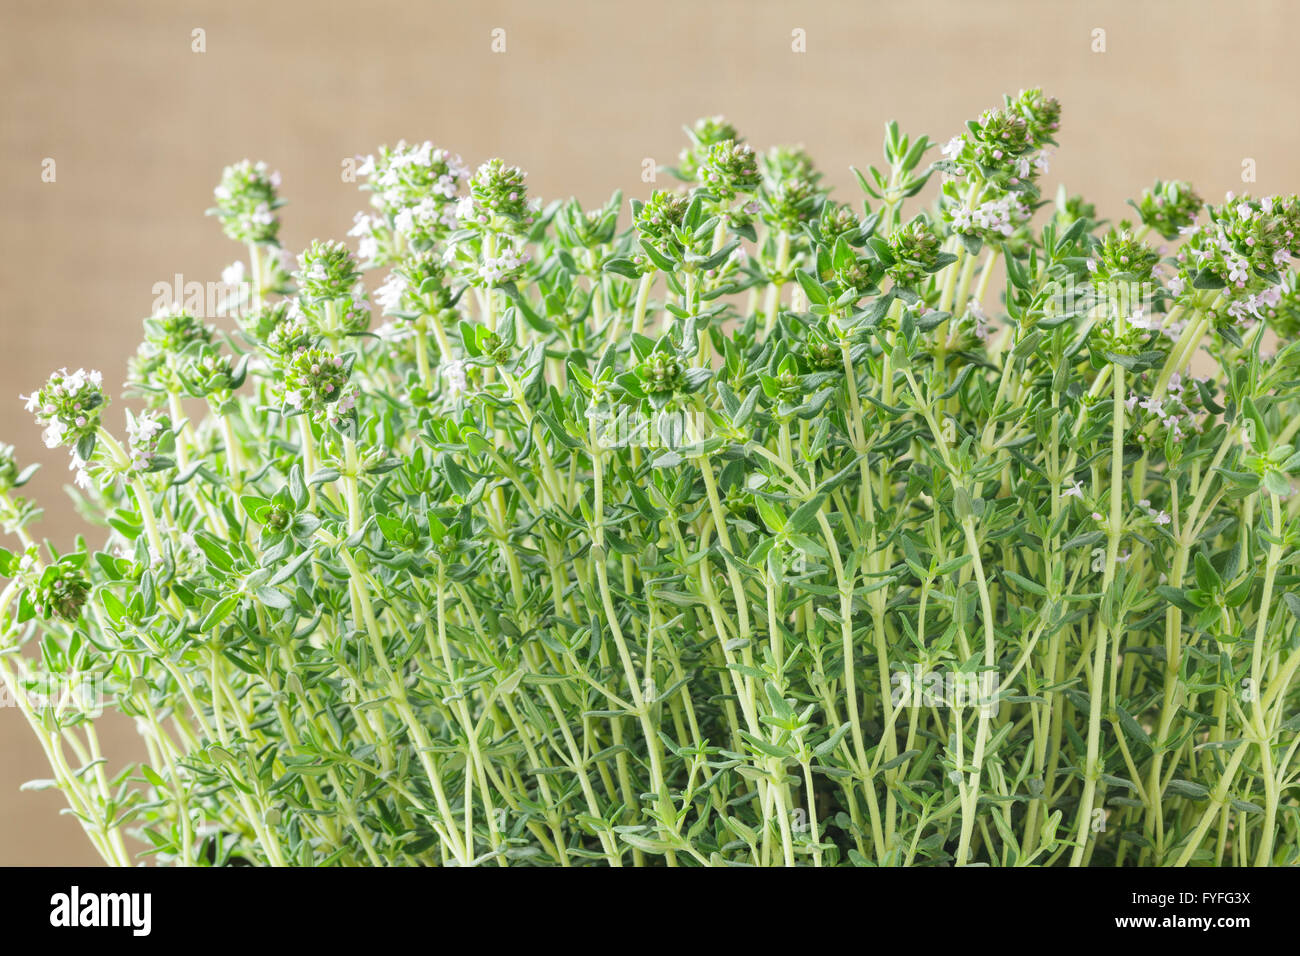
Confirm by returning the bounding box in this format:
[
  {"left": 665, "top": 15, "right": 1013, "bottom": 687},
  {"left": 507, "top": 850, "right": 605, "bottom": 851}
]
[{"left": 5, "top": 90, "right": 1300, "bottom": 867}]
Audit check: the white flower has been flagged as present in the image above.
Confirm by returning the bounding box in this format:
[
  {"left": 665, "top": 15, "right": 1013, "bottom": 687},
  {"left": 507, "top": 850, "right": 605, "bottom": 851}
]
[
  {"left": 941, "top": 136, "right": 964, "bottom": 160},
  {"left": 1227, "top": 258, "right": 1249, "bottom": 285},
  {"left": 1062, "top": 479, "right": 1084, "bottom": 499},
  {"left": 221, "top": 261, "right": 246, "bottom": 286},
  {"left": 347, "top": 212, "right": 373, "bottom": 237},
  {"left": 375, "top": 273, "right": 407, "bottom": 311},
  {"left": 1128, "top": 308, "right": 1155, "bottom": 330},
  {"left": 442, "top": 360, "right": 467, "bottom": 399},
  {"left": 1168, "top": 275, "right": 1185, "bottom": 297},
  {"left": 1140, "top": 396, "right": 1165, "bottom": 418},
  {"left": 42, "top": 420, "right": 67, "bottom": 448},
  {"left": 126, "top": 410, "right": 163, "bottom": 445}
]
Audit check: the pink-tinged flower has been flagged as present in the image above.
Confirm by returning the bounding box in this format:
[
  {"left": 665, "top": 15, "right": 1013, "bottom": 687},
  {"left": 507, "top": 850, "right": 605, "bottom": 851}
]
[
  {"left": 1128, "top": 309, "right": 1155, "bottom": 330},
  {"left": 1168, "top": 275, "right": 1185, "bottom": 296},
  {"left": 1140, "top": 396, "right": 1164, "bottom": 417}
]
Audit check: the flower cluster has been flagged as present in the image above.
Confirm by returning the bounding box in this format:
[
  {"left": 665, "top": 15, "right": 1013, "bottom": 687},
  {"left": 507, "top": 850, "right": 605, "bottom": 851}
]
[
  {"left": 22, "top": 368, "right": 106, "bottom": 454},
  {"left": 282, "top": 346, "right": 353, "bottom": 421},
  {"left": 476, "top": 245, "right": 530, "bottom": 287},
  {"left": 949, "top": 194, "right": 1032, "bottom": 240},
  {"left": 938, "top": 89, "right": 1058, "bottom": 246},
  {"left": 885, "top": 217, "right": 946, "bottom": 286},
  {"left": 1125, "top": 372, "right": 1207, "bottom": 445},
  {"left": 124, "top": 408, "right": 167, "bottom": 472},
  {"left": 294, "top": 240, "right": 369, "bottom": 335},
  {"left": 27, "top": 560, "right": 90, "bottom": 621},
  {"left": 1134, "top": 180, "right": 1203, "bottom": 240},
  {"left": 359, "top": 141, "right": 470, "bottom": 214},
  {"left": 941, "top": 88, "right": 1057, "bottom": 185},
  {"left": 675, "top": 115, "right": 740, "bottom": 181},
  {"left": 1170, "top": 194, "right": 1300, "bottom": 325},
  {"left": 634, "top": 189, "right": 691, "bottom": 251},
  {"left": 461, "top": 159, "right": 535, "bottom": 233},
  {"left": 210, "top": 160, "right": 282, "bottom": 245},
  {"left": 351, "top": 142, "right": 472, "bottom": 260},
  {"left": 699, "top": 140, "right": 762, "bottom": 201}
]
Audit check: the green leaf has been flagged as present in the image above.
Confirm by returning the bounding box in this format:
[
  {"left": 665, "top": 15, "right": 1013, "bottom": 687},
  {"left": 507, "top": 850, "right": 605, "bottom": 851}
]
[
  {"left": 1165, "top": 779, "right": 1209, "bottom": 801},
  {"left": 814, "top": 722, "right": 851, "bottom": 759},
  {"left": 1194, "top": 552, "right": 1221, "bottom": 595},
  {"left": 1001, "top": 569, "right": 1046, "bottom": 596},
  {"left": 786, "top": 493, "right": 827, "bottom": 534},
  {"left": 200, "top": 594, "right": 240, "bottom": 631},
  {"left": 141, "top": 765, "right": 167, "bottom": 789},
  {"left": 754, "top": 497, "right": 786, "bottom": 534},
  {"left": 269, "top": 549, "right": 313, "bottom": 586},
  {"left": 794, "top": 269, "right": 829, "bottom": 306}
]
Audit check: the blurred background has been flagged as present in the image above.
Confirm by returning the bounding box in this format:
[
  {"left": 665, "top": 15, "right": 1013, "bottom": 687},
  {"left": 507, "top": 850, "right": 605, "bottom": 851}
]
[{"left": 2, "top": 0, "right": 1298, "bottom": 865}]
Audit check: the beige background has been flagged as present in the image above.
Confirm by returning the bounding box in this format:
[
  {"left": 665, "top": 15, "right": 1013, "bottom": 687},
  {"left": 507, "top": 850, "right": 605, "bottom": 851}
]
[{"left": 2, "top": 0, "right": 1299, "bottom": 865}]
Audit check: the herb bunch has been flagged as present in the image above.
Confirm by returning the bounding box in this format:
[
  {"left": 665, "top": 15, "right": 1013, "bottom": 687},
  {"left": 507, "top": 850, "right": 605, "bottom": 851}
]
[{"left": 5, "top": 90, "right": 1300, "bottom": 867}]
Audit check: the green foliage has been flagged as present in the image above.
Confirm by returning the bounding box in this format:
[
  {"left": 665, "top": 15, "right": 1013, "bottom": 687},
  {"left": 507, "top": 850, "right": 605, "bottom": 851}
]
[{"left": 4, "top": 91, "right": 1300, "bottom": 868}]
